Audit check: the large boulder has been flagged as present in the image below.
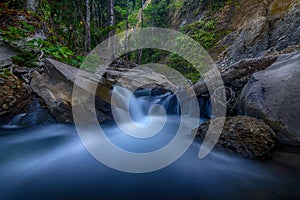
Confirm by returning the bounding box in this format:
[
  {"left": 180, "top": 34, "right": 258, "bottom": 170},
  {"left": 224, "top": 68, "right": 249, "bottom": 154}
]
[
  {"left": 30, "top": 58, "right": 112, "bottom": 123},
  {"left": 238, "top": 53, "right": 300, "bottom": 145},
  {"left": 102, "top": 65, "right": 177, "bottom": 92},
  {"left": 194, "top": 116, "right": 276, "bottom": 159}
]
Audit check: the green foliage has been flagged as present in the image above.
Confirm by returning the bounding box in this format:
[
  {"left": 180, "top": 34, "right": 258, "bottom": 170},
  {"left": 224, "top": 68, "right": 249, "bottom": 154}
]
[
  {"left": 0, "top": 21, "right": 35, "bottom": 41},
  {"left": 143, "top": 0, "right": 171, "bottom": 27},
  {"left": 0, "top": 68, "right": 10, "bottom": 77},
  {"left": 199, "top": 0, "right": 240, "bottom": 12},
  {"left": 12, "top": 52, "right": 39, "bottom": 68},
  {"left": 115, "top": 5, "right": 127, "bottom": 20},
  {"left": 40, "top": 40, "right": 84, "bottom": 67},
  {"left": 169, "top": 0, "right": 185, "bottom": 9},
  {"left": 181, "top": 20, "right": 216, "bottom": 49},
  {"left": 0, "top": 23, "right": 84, "bottom": 68},
  {"left": 166, "top": 53, "right": 200, "bottom": 84}
]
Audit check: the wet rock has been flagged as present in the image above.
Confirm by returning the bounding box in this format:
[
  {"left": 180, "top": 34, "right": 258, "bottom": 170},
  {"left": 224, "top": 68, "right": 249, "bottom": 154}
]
[
  {"left": 194, "top": 116, "right": 276, "bottom": 159},
  {"left": 238, "top": 52, "right": 300, "bottom": 145},
  {"left": 8, "top": 108, "right": 54, "bottom": 127}
]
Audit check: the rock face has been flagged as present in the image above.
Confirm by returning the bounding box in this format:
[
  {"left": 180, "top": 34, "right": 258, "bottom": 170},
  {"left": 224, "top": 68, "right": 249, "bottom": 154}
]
[
  {"left": 238, "top": 53, "right": 300, "bottom": 145},
  {"left": 195, "top": 116, "right": 276, "bottom": 159},
  {"left": 216, "top": 0, "right": 300, "bottom": 66}
]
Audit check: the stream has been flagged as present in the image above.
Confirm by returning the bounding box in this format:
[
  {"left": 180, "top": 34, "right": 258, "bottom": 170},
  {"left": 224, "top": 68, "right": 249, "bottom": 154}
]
[{"left": 0, "top": 88, "right": 300, "bottom": 199}]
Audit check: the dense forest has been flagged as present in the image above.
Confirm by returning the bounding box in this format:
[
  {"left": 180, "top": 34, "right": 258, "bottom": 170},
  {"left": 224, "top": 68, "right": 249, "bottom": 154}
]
[{"left": 0, "top": 0, "right": 242, "bottom": 82}]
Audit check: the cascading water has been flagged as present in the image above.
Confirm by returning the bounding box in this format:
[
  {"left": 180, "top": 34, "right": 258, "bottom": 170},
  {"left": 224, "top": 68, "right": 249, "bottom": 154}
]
[{"left": 0, "top": 87, "right": 300, "bottom": 199}]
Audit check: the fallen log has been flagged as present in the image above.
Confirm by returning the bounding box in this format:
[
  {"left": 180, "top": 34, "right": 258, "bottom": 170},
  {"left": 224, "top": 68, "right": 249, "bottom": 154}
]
[{"left": 192, "top": 55, "right": 279, "bottom": 96}]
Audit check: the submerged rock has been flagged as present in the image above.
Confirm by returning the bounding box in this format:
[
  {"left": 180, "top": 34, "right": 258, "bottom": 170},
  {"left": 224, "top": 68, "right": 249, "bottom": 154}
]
[
  {"left": 7, "top": 96, "right": 55, "bottom": 127},
  {"left": 238, "top": 53, "right": 300, "bottom": 145},
  {"left": 194, "top": 116, "right": 276, "bottom": 160}
]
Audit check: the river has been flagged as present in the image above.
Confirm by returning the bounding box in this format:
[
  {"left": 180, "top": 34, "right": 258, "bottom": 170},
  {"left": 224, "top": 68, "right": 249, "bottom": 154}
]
[{"left": 0, "top": 88, "right": 300, "bottom": 199}]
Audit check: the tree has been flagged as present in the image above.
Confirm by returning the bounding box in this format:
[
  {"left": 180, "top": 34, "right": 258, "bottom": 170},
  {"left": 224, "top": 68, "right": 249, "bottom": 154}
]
[
  {"left": 86, "top": 0, "right": 91, "bottom": 52},
  {"left": 138, "top": 0, "right": 144, "bottom": 64},
  {"left": 125, "top": 0, "right": 130, "bottom": 60},
  {"left": 108, "top": 0, "right": 115, "bottom": 37},
  {"left": 107, "top": 0, "right": 116, "bottom": 58}
]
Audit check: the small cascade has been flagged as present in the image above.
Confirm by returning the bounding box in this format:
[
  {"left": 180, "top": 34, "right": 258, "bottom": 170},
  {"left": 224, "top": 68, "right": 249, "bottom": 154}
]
[
  {"left": 111, "top": 86, "right": 212, "bottom": 124},
  {"left": 135, "top": 89, "right": 212, "bottom": 119}
]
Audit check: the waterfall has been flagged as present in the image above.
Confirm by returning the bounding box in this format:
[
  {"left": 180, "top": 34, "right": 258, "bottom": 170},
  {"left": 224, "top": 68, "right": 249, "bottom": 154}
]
[{"left": 108, "top": 86, "right": 210, "bottom": 139}]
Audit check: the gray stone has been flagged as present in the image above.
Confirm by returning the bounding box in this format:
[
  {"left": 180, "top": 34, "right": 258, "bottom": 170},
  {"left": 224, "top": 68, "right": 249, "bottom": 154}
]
[
  {"left": 102, "top": 65, "right": 177, "bottom": 93},
  {"left": 238, "top": 53, "right": 300, "bottom": 145},
  {"left": 217, "top": 1, "right": 300, "bottom": 67},
  {"left": 0, "top": 40, "right": 20, "bottom": 67},
  {"left": 30, "top": 58, "right": 112, "bottom": 123},
  {"left": 194, "top": 116, "right": 276, "bottom": 159}
]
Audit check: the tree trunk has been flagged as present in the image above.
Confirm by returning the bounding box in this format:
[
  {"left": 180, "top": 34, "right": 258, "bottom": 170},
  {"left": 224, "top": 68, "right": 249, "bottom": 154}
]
[
  {"left": 125, "top": 0, "right": 130, "bottom": 60},
  {"left": 138, "top": 0, "right": 144, "bottom": 64},
  {"left": 192, "top": 56, "right": 278, "bottom": 96},
  {"left": 107, "top": 0, "right": 116, "bottom": 58},
  {"left": 86, "top": 0, "right": 91, "bottom": 52},
  {"left": 108, "top": 0, "right": 115, "bottom": 35},
  {"left": 99, "top": 1, "right": 103, "bottom": 27}
]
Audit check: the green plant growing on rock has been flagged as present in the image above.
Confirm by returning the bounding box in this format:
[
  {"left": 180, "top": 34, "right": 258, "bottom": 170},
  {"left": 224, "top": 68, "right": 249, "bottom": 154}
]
[
  {"left": 12, "top": 52, "right": 39, "bottom": 68},
  {"left": 199, "top": 0, "right": 240, "bottom": 12},
  {"left": 181, "top": 19, "right": 216, "bottom": 50}
]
